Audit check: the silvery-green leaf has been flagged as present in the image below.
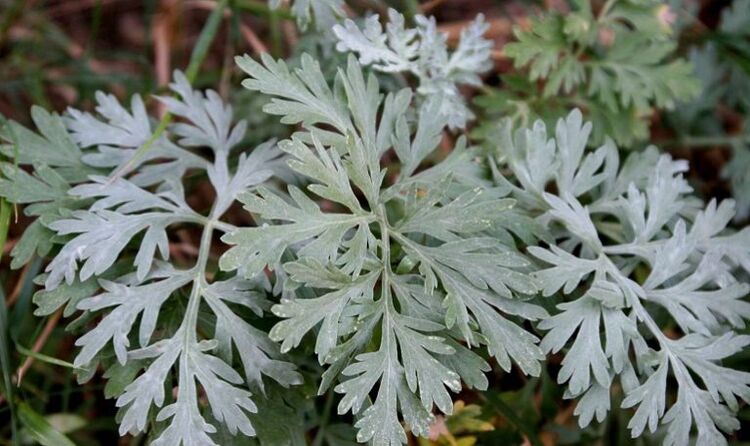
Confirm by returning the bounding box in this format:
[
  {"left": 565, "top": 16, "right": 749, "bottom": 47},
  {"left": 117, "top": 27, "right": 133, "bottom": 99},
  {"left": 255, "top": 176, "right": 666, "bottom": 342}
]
[
  {"left": 227, "top": 52, "right": 543, "bottom": 444},
  {"left": 503, "top": 110, "right": 750, "bottom": 442},
  {"left": 271, "top": 0, "right": 345, "bottom": 31},
  {"left": 116, "top": 339, "right": 182, "bottom": 435},
  {"left": 45, "top": 210, "right": 185, "bottom": 288},
  {"left": 574, "top": 382, "right": 610, "bottom": 427},
  {"left": 220, "top": 186, "right": 372, "bottom": 276},
  {"left": 204, "top": 280, "right": 302, "bottom": 390},
  {"left": 539, "top": 297, "right": 611, "bottom": 395},
  {"left": 398, "top": 185, "right": 515, "bottom": 242},
  {"left": 159, "top": 71, "right": 247, "bottom": 154},
  {"left": 74, "top": 270, "right": 193, "bottom": 366},
  {"left": 270, "top": 264, "right": 379, "bottom": 360},
  {"left": 21, "top": 71, "right": 300, "bottom": 443},
  {"left": 236, "top": 52, "right": 350, "bottom": 132},
  {"left": 333, "top": 9, "right": 491, "bottom": 129}
]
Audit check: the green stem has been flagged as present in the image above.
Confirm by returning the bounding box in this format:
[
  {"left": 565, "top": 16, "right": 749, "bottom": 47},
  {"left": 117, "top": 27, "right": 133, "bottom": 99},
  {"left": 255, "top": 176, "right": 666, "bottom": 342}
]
[
  {"left": 0, "top": 0, "right": 24, "bottom": 49},
  {"left": 180, "top": 146, "right": 232, "bottom": 354},
  {"left": 235, "top": 0, "right": 294, "bottom": 20},
  {"left": 0, "top": 285, "right": 19, "bottom": 446},
  {"left": 185, "top": 0, "right": 230, "bottom": 82},
  {"left": 269, "top": 8, "right": 282, "bottom": 57},
  {"left": 311, "top": 389, "right": 336, "bottom": 446},
  {"left": 0, "top": 199, "right": 10, "bottom": 264},
  {"left": 402, "top": 0, "right": 421, "bottom": 22},
  {"left": 175, "top": 220, "right": 214, "bottom": 423},
  {"left": 108, "top": 0, "right": 230, "bottom": 182},
  {"left": 663, "top": 134, "right": 750, "bottom": 148},
  {"left": 597, "top": 0, "right": 617, "bottom": 21},
  {"left": 85, "top": 0, "right": 103, "bottom": 56}
]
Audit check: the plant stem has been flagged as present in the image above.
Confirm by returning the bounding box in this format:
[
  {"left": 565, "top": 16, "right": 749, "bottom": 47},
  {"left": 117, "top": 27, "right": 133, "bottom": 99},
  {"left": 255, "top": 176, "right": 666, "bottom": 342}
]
[
  {"left": 0, "top": 199, "right": 10, "bottom": 264},
  {"left": 597, "top": 0, "right": 617, "bottom": 21},
  {"left": 311, "top": 389, "right": 336, "bottom": 446},
  {"left": 269, "top": 8, "right": 282, "bottom": 57},
  {"left": 0, "top": 286, "right": 19, "bottom": 446},
  {"left": 402, "top": 0, "right": 421, "bottom": 22},
  {"left": 235, "top": 0, "right": 295, "bottom": 20},
  {"left": 0, "top": 0, "right": 24, "bottom": 49},
  {"left": 16, "top": 310, "right": 64, "bottom": 385},
  {"left": 185, "top": 0, "right": 230, "bottom": 82},
  {"left": 664, "top": 134, "right": 750, "bottom": 148}
]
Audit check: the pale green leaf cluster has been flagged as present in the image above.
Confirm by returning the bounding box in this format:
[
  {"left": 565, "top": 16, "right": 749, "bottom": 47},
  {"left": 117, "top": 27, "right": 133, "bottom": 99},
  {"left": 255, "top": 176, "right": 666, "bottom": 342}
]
[
  {"left": 226, "top": 52, "right": 544, "bottom": 445},
  {"left": 333, "top": 9, "right": 493, "bottom": 129},
  {"left": 493, "top": 109, "right": 750, "bottom": 445},
  {"left": 2, "top": 72, "right": 301, "bottom": 445},
  {"left": 270, "top": 0, "right": 346, "bottom": 31}
]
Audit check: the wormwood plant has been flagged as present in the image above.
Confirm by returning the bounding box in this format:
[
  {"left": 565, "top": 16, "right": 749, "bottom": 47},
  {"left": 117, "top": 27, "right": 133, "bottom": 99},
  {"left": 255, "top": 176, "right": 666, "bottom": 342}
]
[
  {"left": 1, "top": 73, "right": 303, "bottom": 444},
  {"left": 491, "top": 110, "right": 750, "bottom": 445},
  {"left": 1, "top": 45, "right": 546, "bottom": 445},
  {"left": 1, "top": 3, "right": 749, "bottom": 446},
  {"left": 332, "top": 8, "right": 493, "bottom": 129},
  {"left": 224, "top": 53, "right": 544, "bottom": 444}
]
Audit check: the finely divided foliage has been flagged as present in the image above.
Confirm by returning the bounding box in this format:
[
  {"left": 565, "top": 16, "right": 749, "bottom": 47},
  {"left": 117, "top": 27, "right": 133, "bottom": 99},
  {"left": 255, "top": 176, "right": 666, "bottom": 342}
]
[
  {"left": 1, "top": 5, "right": 749, "bottom": 446},
  {"left": 498, "top": 0, "right": 700, "bottom": 147},
  {"left": 333, "top": 8, "right": 493, "bottom": 129},
  {"left": 495, "top": 110, "right": 750, "bottom": 445},
  {"left": 2, "top": 72, "right": 301, "bottom": 444},
  {"left": 504, "top": 0, "right": 699, "bottom": 110},
  {"left": 225, "top": 52, "right": 544, "bottom": 445},
  {"left": 269, "top": 0, "right": 346, "bottom": 31}
]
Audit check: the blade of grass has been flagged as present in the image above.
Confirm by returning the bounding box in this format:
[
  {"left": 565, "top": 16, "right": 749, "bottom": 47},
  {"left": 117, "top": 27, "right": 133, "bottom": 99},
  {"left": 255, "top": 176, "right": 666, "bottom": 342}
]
[
  {"left": 85, "top": 0, "right": 104, "bottom": 56},
  {"left": 16, "top": 310, "right": 63, "bottom": 386},
  {"left": 17, "top": 402, "right": 77, "bottom": 446},
  {"left": 8, "top": 258, "right": 42, "bottom": 326},
  {"left": 269, "top": 7, "right": 282, "bottom": 57},
  {"left": 107, "top": 0, "right": 230, "bottom": 183},
  {"left": 311, "top": 389, "right": 336, "bottom": 446},
  {"left": 235, "top": 0, "right": 294, "bottom": 20},
  {"left": 402, "top": 0, "right": 420, "bottom": 22},
  {"left": 15, "top": 344, "right": 76, "bottom": 370},
  {"left": 185, "top": 0, "right": 229, "bottom": 81},
  {"left": 0, "top": 0, "right": 25, "bottom": 49},
  {"left": 0, "top": 286, "right": 20, "bottom": 446},
  {"left": 0, "top": 198, "right": 9, "bottom": 264}
]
